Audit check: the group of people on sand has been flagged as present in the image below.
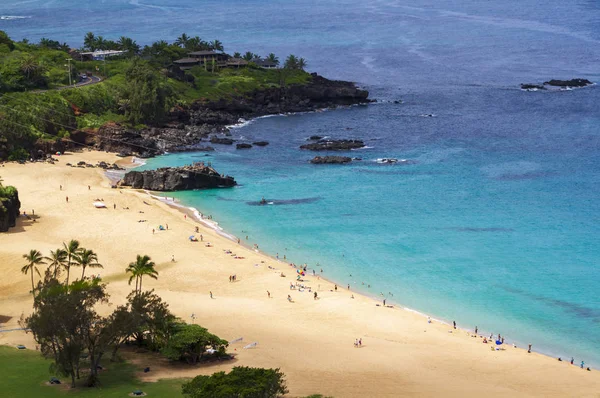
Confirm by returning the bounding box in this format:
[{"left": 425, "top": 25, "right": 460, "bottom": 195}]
[
  {"left": 353, "top": 338, "right": 363, "bottom": 348},
  {"left": 228, "top": 274, "right": 237, "bottom": 282}
]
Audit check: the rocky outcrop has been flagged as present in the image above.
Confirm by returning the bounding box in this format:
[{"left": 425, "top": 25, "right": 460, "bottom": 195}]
[
  {"left": 64, "top": 74, "right": 371, "bottom": 158},
  {"left": 308, "top": 135, "right": 323, "bottom": 141},
  {"left": 119, "top": 164, "right": 236, "bottom": 191},
  {"left": 300, "top": 139, "right": 365, "bottom": 151},
  {"left": 236, "top": 143, "right": 252, "bottom": 149},
  {"left": 310, "top": 156, "right": 352, "bottom": 164},
  {"left": 0, "top": 186, "right": 21, "bottom": 232},
  {"left": 543, "top": 79, "right": 593, "bottom": 87},
  {"left": 520, "top": 84, "right": 546, "bottom": 90},
  {"left": 252, "top": 141, "right": 269, "bottom": 146},
  {"left": 210, "top": 137, "right": 235, "bottom": 145}
]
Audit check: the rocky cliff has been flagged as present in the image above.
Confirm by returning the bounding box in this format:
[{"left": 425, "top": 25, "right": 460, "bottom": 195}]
[
  {"left": 67, "top": 73, "right": 370, "bottom": 157},
  {"left": 0, "top": 185, "right": 21, "bottom": 232},
  {"left": 119, "top": 164, "right": 236, "bottom": 191}
]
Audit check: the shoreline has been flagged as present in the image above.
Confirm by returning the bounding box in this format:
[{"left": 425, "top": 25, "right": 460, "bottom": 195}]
[
  {"left": 1, "top": 150, "right": 599, "bottom": 396},
  {"left": 122, "top": 158, "right": 592, "bottom": 369}
]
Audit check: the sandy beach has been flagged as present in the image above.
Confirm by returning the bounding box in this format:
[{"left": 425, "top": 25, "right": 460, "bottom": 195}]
[{"left": 1, "top": 150, "right": 599, "bottom": 397}]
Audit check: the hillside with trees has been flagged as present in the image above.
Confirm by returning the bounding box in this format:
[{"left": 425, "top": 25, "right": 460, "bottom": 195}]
[{"left": 0, "top": 31, "right": 312, "bottom": 160}]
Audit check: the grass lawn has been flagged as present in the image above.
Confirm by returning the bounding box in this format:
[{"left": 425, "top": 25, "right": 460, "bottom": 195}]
[{"left": 0, "top": 345, "right": 186, "bottom": 397}]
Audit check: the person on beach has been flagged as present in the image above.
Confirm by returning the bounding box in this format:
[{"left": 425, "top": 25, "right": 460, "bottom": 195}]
[
  {"left": 334, "top": 285, "right": 338, "bottom": 292},
  {"left": 347, "top": 284, "right": 350, "bottom": 290},
  {"left": 351, "top": 294, "right": 354, "bottom": 299},
  {"left": 267, "top": 291, "right": 270, "bottom": 298},
  {"left": 166, "top": 224, "right": 169, "bottom": 230},
  {"left": 475, "top": 326, "right": 478, "bottom": 334},
  {"left": 354, "top": 339, "right": 358, "bottom": 348},
  {"left": 171, "top": 255, "right": 175, "bottom": 262},
  {"left": 287, "top": 295, "right": 292, "bottom": 302},
  {"left": 359, "top": 338, "right": 362, "bottom": 347},
  {"left": 210, "top": 291, "right": 213, "bottom": 299},
  {"left": 571, "top": 357, "right": 574, "bottom": 365},
  {"left": 453, "top": 321, "right": 456, "bottom": 329},
  {"left": 483, "top": 337, "right": 488, "bottom": 344},
  {"left": 184, "top": 214, "right": 187, "bottom": 220},
  {"left": 581, "top": 361, "right": 585, "bottom": 369},
  {"left": 528, "top": 344, "right": 532, "bottom": 353},
  {"left": 32, "top": 209, "right": 34, "bottom": 215},
  {"left": 428, "top": 317, "right": 431, "bottom": 324},
  {"left": 314, "top": 292, "right": 318, "bottom": 300},
  {"left": 66, "top": 196, "right": 69, "bottom": 203},
  {"left": 383, "top": 299, "right": 386, "bottom": 306},
  {"left": 88, "top": 185, "right": 90, "bottom": 190},
  {"left": 113, "top": 203, "right": 116, "bottom": 209},
  {"left": 276, "top": 253, "right": 279, "bottom": 259},
  {"left": 60, "top": 185, "right": 62, "bottom": 190},
  {"left": 200, "top": 235, "right": 203, "bottom": 241},
  {"left": 152, "top": 229, "right": 155, "bottom": 234}
]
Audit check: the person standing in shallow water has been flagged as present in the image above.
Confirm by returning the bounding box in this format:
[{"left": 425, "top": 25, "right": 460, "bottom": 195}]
[
  {"left": 528, "top": 344, "right": 532, "bottom": 353},
  {"left": 453, "top": 321, "right": 456, "bottom": 329}
]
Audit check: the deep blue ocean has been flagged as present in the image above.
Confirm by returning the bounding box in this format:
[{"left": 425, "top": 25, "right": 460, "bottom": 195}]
[{"left": 2, "top": 0, "right": 599, "bottom": 366}]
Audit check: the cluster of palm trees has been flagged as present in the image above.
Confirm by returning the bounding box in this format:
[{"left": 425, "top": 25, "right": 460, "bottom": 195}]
[
  {"left": 174, "top": 33, "right": 224, "bottom": 52},
  {"left": 283, "top": 54, "right": 307, "bottom": 70},
  {"left": 21, "top": 239, "right": 102, "bottom": 298},
  {"left": 83, "top": 32, "right": 140, "bottom": 55},
  {"left": 21, "top": 242, "right": 160, "bottom": 299}
]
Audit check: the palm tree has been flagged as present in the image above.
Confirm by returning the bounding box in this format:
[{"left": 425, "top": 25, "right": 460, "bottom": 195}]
[
  {"left": 95, "top": 36, "right": 106, "bottom": 51},
  {"left": 243, "top": 51, "right": 255, "bottom": 61},
  {"left": 233, "top": 52, "right": 241, "bottom": 59},
  {"left": 22, "top": 250, "right": 45, "bottom": 298},
  {"left": 74, "top": 249, "right": 103, "bottom": 280},
  {"left": 185, "top": 36, "right": 201, "bottom": 51},
  {"left": 266, "top": 53, "right": 279, "bottom": 66},
  {"left": 45, "top": 248, "right": 67, "bottom": 279},
  {"left": 284, "top": 54, "right": 298, "bottom": 69},
  {"left": 126, "top": 255, "right": 158, "bottom": 294},
  {"left": 297, "top": 57, "right": 307, "bottom": 70},
  {"left": 39, "top": 38, "right": 51, "bottom": 48},
  {"left": 63, "top": 239, "right": 81, "bottom": 286},
  {"left": 20, "top": 55, "right": 39, "bottom": 80},
  {"left": 84, "top": 32, "right": 96, "bottom": 51},
  {"left": 118, "top": 36, "right": 140, "bottom": 56},
  {"left": 211, "top": 39, "right": 224, "bottom": 52},
  {"left": 175, "top": 33, "right": 189, "bottom": 48}
]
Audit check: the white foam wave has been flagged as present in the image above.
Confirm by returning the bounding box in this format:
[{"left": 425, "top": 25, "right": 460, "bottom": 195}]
[
  {"left": 351, "top": 146, "right": 374, "bottom": 150},
  {"left": 0, "top": 15, "right": 31, "bottom": 20}
]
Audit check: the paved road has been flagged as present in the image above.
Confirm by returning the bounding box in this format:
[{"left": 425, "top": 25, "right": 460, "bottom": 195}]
[{"left": 56, "top": 75, "right": 103, "bottom": 90}]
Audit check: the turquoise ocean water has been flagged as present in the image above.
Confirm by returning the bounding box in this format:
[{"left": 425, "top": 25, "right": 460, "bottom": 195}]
[{"left": 2, "top": 0, "right": 599, "bottom": 366}]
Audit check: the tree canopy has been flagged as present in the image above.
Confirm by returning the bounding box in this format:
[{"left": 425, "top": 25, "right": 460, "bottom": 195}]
[{"left": 182, "top": 366, "right": 289, "bottom": 398}]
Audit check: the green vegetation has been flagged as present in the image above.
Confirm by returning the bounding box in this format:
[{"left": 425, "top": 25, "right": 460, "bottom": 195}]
[
  {"left": 0, "top": 30, "right": 312, "bottom": 160},
  {"left": 181, "top": 367, "right": 288, "bottom": 398},
  {"left": 0, "top": 345, "right": 184, "bottom": 398}
]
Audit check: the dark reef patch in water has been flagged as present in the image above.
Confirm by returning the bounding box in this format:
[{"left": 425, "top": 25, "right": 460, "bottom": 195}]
[
  {"left": 492, "top": 171, "right": 556, "bottom": 181},
  {"left": 246, "top": 197, "right": 322, "bottom": 206},
  {"left": 498, "top": 285, "right": 600, "bottom": 322},
  {"left": 442, "top": 227, "right": 515, "bottom": 232}
]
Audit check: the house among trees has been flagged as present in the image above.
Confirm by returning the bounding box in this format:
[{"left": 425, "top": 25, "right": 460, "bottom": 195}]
[
  {"left": 80, "top": 49, "right": 125, "bottom": 61},
  {"left": 226, "top": 57, "right": 249, "bottom": 68},
  {"left": 173, "top": 50, "right": 229, "bottom": 70},
  {"left": 252, "top": 58, "right": 278, "bottom": 69}
]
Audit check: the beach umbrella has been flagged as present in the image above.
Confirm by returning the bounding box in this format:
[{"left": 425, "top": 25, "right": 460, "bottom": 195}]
[{"left": 495, "top": 340, "right": 502, "bottom": 345}]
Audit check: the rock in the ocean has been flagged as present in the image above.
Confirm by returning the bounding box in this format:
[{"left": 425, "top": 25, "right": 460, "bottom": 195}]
[
  {"left": 520, "top": 84, "right": 546, "bottom": 90},
  {"left": 210, "top": 136, "right": 235, "bottom": 145},
  {"left": 543, "top": 78, "right": 593, "bottom": 87},
  {"left": 300, "top": 139, "right": 365, "bottom": 151},
  {"left": 252, "top": 141, "right": 269, "bottom": 146},
  {"left": 119, "top": 164, "right": 236, "bottom": 191},
  {"left": 310, "top": 156, "right": 353, "bottom": 164},
  {"left": 236, "top": 143, "right": 253, "bottom": 149},
  {"left": 308, "top": 135, "right": 323, "bottom": 141}
]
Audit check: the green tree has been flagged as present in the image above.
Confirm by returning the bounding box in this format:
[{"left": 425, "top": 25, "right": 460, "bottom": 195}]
[
  {"left": 0, "top": 30, "right": 15, "bottom": 51},
  {"left": 182, "top": 367, "right": 289, "bottom": 398},
  {"left": 233, "top": 52, "right": 241, "bottom": 59},
  {"left": 25, "top": 278, "right": 110, "bottom": 387},
  {"left": 126, "top": 254, "right": 158, "bottom": 294},
  {"left": 95, "top": 36, "right": 107, "bottom": 51},
  {"left": 123, "top": 59, "right": 173, "bottom": 125},
  {"left": 63, "top": 239, "right": 81, "bottom": 286},
  {"left": 19, "top": 55, "right": 39, "bottom": 80},
  {"left": 162, "top": 323, "right": 228, "bottom": 365},
  {"left": 117, "top": 36, "right": 140, "bottom": 56},
  {"left": 22, "top": 249, "right": 45, "bottom": 298},
  {"left": 242, "top": 51, "right": 255, "bottom": 61},
  {"left": 266, "top": 53, "right": 280, "bottom": 66},
  {"left": 298, "top": 57, "right": 307, "bottom": 71},
  {"left": 74, "top": 248, "right": 102, "bottom": 279},
  {"left": 284, "top": 54, "right": 299, "bottom": 69},
  {"left": 211, "top": 40, "right": 224, "bottom": 52},
  {"left": 175, "top": 33, "right": 190, "bottom": 48},
  {"left": 83, "top": 32, "right": 96, "bottom": 51},
  {"left": 45, "top": 248, "right": 67, "bottom": 279}
]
